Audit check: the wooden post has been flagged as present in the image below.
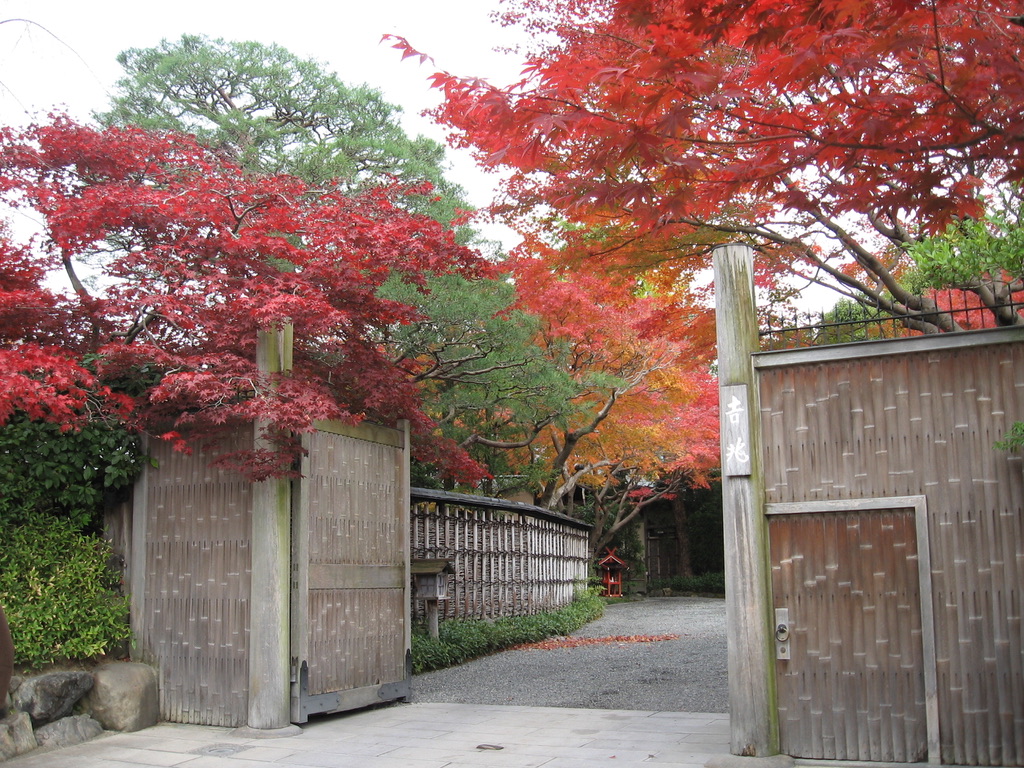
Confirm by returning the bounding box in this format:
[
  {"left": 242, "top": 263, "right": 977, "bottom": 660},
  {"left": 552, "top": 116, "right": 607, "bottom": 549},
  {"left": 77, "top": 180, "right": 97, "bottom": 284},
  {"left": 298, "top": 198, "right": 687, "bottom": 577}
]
[
  {"left": 713, "top": 243, "right": 779, "bottom": 757},
  {"left": 129, "top": 440, "right": 149, "bottom": 664},
  {"left": 247, "top": 326, "right": 298, "bottom": 733},
  {"left": 426, "top": 601, "right": 440, "bottom": 639},
  {"left": 399, "top": 419, "right": 413, "bottom": 667}
]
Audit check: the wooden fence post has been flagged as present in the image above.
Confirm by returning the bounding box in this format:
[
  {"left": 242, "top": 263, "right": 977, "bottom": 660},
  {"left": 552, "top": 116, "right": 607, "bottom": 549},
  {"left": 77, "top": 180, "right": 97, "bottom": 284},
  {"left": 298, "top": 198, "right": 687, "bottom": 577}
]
[
  {"left": 247, "top": 326, "right": 298, "bottom": 733},
  {"left": 713, "top": 244, "right": 778, "bottom": 757}
]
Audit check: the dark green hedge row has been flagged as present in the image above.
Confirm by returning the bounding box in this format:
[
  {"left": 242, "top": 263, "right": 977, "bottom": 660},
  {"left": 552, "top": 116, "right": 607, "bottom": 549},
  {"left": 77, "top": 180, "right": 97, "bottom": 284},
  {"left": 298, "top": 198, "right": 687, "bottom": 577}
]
[
  {"left": 412, "top": 589, "right": 604, "bottom": 674},
  {"left": 648, "top": 571, "right": 726, "bottom": 595}
]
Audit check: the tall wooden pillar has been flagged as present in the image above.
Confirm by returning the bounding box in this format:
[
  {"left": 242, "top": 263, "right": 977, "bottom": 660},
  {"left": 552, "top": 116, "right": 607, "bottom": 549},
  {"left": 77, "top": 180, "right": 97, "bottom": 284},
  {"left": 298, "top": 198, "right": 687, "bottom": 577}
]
[
  {"left": 247, "top": 326, "right": 297, "bottom": 732},
  {"left": 713, "top": 244, "right": 778, "bottom": 756}
]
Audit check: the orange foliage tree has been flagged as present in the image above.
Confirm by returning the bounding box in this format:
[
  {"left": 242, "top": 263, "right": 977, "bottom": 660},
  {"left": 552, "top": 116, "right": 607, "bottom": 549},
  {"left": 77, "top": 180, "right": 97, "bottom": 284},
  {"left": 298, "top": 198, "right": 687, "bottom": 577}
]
[{"left": 502, "top": 257, "right": 719, "bottom": 555}]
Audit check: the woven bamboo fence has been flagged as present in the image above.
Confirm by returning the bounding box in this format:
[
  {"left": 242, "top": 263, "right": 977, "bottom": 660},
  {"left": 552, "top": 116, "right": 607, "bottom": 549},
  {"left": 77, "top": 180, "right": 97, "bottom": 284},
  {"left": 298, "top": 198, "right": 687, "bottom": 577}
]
[
  {"left": 127, "top": 420, "right": 410, "bottom": 727},
  {"left": 410, "top": 489, "right": 592, "bottom": 623},
  {"left": 716, "top": 245, "right": 1024, "bottom": 764},
  {"left": 129, "top": 425, "right": 255, "bottom": 727}
]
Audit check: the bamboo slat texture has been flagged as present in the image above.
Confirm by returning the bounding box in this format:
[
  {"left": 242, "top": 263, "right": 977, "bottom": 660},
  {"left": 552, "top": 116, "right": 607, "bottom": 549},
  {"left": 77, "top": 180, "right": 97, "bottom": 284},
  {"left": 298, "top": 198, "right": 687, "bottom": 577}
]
[
  {"left": 297, "top": 429, "right": 406, "bottom": 698},
  {"left": 135, "top": 427, "right": 254, "bottom": 727},
  {"left": 758, "top": 339, "right": 1024, "bottom": 766},
  {"left": 769, "top": 510, "right": 927, "bottom": 762},
  {"left": 410, "top": 493, "right": 591, "bottom": 622}
]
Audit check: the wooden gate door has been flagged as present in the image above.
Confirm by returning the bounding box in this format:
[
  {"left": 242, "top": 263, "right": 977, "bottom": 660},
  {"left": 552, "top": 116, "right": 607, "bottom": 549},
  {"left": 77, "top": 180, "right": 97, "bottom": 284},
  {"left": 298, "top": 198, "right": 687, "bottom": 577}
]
[
  {"left": 290, "top": 421, "right": 410, "bottom": 723},
  {"left": 768, "top": 501, "right": 937, "bottom": 762}
]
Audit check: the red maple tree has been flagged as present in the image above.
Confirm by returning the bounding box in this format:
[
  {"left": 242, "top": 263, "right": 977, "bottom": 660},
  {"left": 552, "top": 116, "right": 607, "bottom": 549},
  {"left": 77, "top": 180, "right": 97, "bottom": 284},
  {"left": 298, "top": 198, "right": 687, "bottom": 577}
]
[
  {"left": 0, "top": 118, "right": 491, "bottom": 479},
  {"left": 390, "top": 0, "right": 1024, "bottom": 330}
]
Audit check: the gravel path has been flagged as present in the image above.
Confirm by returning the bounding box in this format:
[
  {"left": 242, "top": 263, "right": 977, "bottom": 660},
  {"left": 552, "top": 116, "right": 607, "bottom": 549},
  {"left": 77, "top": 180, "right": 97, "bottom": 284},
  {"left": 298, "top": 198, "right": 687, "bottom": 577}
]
[{"left": 411, "top": 596, "right": 728, "bottom": 713}]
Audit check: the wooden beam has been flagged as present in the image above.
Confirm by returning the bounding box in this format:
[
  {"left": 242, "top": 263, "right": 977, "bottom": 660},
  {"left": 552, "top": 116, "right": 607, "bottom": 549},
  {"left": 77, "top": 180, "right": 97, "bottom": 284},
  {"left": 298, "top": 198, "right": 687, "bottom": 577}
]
[
  {"left": 247, "top": 327, "right": 295, "bottom": 732},
  {"left": 756, "top": 325, "right": 1024, "bottom": 369},
  {"left": 713, "top": 243, "right": 779, "bottom": 757},
  {"left": 128, "top": 438, "right": 149, "bottom": 663}
]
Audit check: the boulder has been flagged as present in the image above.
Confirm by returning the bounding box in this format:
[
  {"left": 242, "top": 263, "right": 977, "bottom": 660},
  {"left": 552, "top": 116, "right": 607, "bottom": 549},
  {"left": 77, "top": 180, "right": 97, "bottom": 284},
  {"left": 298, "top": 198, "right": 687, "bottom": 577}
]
[
  {"left": 0, "top": 711, "right": 36, "bottom": 759},
  {"left": 34, "top": 714, "right": 103, "bottom": 750},
  {"left": 13, "top": 671, "right": 93, "bottom": 726},
  {"left": 83, "top": 662, "right": 158, "bottom": 732}
]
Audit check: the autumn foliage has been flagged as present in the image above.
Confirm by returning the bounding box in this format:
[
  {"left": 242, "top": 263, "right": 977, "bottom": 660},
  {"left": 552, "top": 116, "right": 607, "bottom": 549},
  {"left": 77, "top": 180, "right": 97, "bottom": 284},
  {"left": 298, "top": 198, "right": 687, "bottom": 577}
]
[
  {"left": 392, "top": 0, "right": 1024, "bottom": 329},
  {"left": 466, "top": 255, "right": 721, "bottom": 551},
  {"left": 513, "top": 634, "right": 680, "bottom": 651},
  {"left": 0, "top": 118, "right": 490, "bottom": 479}
]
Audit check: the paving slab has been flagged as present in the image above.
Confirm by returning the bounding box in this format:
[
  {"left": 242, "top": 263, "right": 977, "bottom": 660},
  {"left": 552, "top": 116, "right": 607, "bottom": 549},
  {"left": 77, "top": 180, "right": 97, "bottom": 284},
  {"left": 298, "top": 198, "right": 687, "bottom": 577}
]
[{"left": 4, "top": 703, "right": 730, "bottom": 768}]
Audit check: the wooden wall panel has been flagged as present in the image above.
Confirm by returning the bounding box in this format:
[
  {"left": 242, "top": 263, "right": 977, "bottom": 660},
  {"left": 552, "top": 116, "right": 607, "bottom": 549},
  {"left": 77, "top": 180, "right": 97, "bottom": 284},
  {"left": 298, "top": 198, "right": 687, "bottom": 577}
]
[
  {"left": 135, "top": 427, "right": 253, "bottom": 727},
  {"left": 758, "top": 339, "right": 1024, "bottom": 765},
  {"left": 769, "top": 510, "right": 927, "bottom": 762},
  {"left": 294, "top": 428, "right": 408, "bottom": 707},
  {"left": 305, "top": 588, "right": 405, "bottom": 696}
]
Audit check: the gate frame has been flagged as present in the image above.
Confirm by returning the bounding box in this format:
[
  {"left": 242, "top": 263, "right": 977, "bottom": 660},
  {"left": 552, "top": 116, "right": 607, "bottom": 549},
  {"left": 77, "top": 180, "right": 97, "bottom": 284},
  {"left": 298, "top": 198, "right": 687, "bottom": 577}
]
[
  {"left": 765, "top": 495, "right": 940, "bottom": 763},
  {"left": 289, "top": 418, "right": 411, "bottom": 723},
  {"left": 714, "top": 242, "right": 1024, "bottom": 766},
  {"left": 128, "top": 328, "right": 411, "bottom": 731}
]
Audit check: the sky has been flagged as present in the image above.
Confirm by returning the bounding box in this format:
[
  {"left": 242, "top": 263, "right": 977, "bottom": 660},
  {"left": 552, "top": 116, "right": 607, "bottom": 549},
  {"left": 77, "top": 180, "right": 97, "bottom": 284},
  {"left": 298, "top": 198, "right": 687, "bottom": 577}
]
[{"left": 0, "top": 0, "right": 526, "bottom": 218}]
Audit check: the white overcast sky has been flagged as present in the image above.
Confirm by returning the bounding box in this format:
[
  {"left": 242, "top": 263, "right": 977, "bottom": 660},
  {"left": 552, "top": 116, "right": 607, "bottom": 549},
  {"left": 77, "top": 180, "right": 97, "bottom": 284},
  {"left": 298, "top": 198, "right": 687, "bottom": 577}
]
[{"left": 0, "top": 0, "right": 527, "bottom": 215}]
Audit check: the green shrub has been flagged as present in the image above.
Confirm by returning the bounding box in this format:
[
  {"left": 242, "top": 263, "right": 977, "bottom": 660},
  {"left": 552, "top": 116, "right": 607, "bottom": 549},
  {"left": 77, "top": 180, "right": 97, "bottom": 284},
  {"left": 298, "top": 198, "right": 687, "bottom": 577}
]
[
  {"left": 0, "top": 520, "right": 131, "bottom": 667},
  {"left": 412, "top": 589, "right": 604, "bottom": 674},
  {"left": 649, "top": 572, "right": 726, "bottom": 595},
  {"left": 996, "top": 421, "right": 1024, "bottom": 452}
]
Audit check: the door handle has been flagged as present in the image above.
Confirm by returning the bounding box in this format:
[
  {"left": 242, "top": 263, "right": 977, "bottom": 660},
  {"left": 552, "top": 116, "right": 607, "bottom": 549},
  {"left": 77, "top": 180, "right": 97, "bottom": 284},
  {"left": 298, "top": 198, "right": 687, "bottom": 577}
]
[{"left": 774, "top": 608, "right": 791, "bottom": 660}]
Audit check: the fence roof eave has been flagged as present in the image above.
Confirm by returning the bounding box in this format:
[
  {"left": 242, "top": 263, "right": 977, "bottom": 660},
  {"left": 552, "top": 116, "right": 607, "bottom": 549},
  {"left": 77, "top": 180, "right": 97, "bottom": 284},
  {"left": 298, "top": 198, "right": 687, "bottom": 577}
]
[
  {"left": 754, "top": 325, "right": 1024, "bottom": 369},
  {"left": 410, "top": 487, "right": 593, "bottom": 531}
]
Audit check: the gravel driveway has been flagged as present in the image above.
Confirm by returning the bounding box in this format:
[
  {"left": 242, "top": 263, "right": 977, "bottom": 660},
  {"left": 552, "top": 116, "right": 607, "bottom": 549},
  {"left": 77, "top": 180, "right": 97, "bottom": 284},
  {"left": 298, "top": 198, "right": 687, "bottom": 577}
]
[{"left": 411, "top": 596, "right": 728, "bottom": 713}]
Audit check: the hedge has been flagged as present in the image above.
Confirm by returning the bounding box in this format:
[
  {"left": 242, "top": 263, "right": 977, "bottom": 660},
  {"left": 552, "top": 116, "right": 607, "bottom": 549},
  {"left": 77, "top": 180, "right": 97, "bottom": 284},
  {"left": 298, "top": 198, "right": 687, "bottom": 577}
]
[
  {"left": 0, "top": 520, "right": 131, "bottom": 667},
  {"left": 412, "top": 589, "right": 604, "bottom": 674}
]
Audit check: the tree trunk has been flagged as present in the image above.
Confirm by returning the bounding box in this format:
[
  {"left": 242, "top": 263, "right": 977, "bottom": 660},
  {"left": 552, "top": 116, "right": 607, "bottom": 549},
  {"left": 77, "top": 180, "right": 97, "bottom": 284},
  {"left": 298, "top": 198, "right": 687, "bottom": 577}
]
[{"left": 672, "top": 492, "right": 694, "bottom": 579}]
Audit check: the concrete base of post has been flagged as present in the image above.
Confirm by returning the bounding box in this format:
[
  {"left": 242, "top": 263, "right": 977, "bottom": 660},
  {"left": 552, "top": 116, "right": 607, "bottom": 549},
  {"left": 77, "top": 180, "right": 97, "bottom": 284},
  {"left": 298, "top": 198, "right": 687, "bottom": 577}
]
[
  {"left": 705, "top": 754, "right": 794, "bottom": 768},
  {"left": 232, "top": 724, "right": 303, "bottom": 739}
]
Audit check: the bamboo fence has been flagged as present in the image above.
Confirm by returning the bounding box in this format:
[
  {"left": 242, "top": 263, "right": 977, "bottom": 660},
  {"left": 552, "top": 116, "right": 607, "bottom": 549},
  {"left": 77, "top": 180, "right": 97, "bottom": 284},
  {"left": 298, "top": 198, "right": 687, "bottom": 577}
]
[{"left": 410, "top": 489, "right": 592, "bottom": 623}]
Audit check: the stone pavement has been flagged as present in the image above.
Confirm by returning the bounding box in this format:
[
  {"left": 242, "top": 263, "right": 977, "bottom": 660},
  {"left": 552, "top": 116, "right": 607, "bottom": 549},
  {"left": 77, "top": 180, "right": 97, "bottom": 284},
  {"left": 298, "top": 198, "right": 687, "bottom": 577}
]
[{"left": 6, "top": 702, "right": 730, "bottom": 768}]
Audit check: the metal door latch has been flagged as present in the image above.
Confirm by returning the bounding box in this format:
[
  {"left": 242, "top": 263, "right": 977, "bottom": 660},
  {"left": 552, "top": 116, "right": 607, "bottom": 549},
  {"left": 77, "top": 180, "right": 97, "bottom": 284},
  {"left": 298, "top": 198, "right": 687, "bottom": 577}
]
[{"left": 775, "top": 608, "right": 791, "bottom": 660}]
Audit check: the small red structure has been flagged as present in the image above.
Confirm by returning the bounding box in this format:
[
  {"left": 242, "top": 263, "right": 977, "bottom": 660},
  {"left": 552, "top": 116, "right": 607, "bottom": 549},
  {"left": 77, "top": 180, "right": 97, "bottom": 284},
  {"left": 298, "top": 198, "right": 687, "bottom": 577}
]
[{"left": 598, "top": 548, "right": 627, "bottom": 598}]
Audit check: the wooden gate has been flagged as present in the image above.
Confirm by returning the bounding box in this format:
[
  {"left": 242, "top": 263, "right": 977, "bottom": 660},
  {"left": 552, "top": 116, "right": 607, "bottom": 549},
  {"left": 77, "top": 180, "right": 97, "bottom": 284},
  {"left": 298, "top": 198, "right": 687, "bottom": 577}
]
[
  {"left": 289, "top": 421, "right": 411, "bottom": 722},
  {"left": 767, "top": 499, "right": 938, "bottom": 762},
  {"left": 714, "top": 244, "right": 1024, "bottom": 764}
]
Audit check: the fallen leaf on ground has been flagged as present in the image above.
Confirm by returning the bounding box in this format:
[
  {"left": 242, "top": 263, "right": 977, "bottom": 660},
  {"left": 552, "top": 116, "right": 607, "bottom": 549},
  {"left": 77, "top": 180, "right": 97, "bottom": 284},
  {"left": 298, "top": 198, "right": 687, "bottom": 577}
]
[{"left": 512, "top": 634, "right": 680, "bottom": 651}]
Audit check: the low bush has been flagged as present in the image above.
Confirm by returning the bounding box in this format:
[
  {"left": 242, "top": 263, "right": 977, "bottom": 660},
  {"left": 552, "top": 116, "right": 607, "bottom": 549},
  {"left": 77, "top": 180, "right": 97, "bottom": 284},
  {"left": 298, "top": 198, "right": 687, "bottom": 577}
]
[
  {"left": 412, "top": 589, "right": 604, "bottom": 674},
  {"left": 0, "top": 520, "right": 131, "bottom": 667},
  {"left": 649, "top": 572, "right": 726, "bottom": 595}
]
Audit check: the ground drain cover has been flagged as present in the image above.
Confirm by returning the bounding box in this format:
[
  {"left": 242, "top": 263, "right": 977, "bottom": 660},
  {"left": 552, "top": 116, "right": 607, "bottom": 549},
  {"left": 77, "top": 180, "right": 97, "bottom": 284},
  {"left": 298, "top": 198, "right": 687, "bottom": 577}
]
[{"left": 193, "top": 744, "right": 251, "bottom": 757}]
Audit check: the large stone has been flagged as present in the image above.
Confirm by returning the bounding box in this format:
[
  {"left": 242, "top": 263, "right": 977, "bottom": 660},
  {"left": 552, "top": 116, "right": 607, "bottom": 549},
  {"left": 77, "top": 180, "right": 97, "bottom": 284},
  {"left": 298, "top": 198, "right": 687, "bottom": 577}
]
[
  {"left": 0, "top": 710, "right": 36, "bottom": 759},
  {"left": 12, "top": 671, "right": 93, "bottom": 726},
  {"left": 34, "top": 714, "right": 103, "bottom": 750},
  {"left": 82, "top": 662, "right": 158, "bottom": 732}
]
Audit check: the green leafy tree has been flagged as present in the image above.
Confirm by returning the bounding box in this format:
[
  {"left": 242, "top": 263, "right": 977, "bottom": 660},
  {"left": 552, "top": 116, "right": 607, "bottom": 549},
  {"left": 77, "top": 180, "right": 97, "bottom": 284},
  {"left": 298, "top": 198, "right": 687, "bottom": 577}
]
[
  {"left": 97, "top": 34, "right": 469, "bottom": 225},
  {"left": 909, "top": 185, "right": 1024, "bottom": 326},
  {"left": 379, "top": 272, "right": 578, "bottom": 490},
  {"left": 908, "top": 187, "right": 1024, "bottom": 449}
]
